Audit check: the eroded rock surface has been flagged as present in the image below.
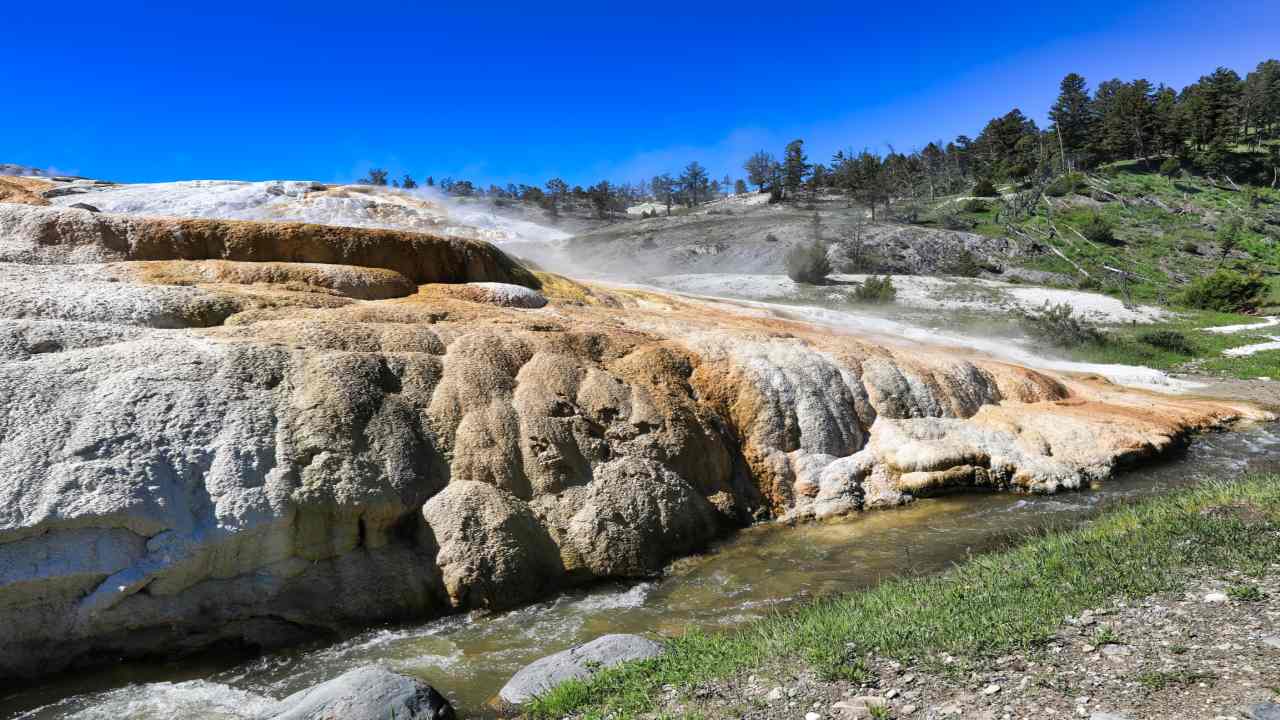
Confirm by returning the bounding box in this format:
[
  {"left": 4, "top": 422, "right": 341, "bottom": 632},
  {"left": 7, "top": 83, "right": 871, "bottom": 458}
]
[{"left": 0, "top": 200, "right": 1268, "bottom": 681}]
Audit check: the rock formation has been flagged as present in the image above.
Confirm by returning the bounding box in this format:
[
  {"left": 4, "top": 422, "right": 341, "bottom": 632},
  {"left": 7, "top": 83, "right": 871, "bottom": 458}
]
[
  {"left": 0, "top": 201, "right": 1268, "bottom": 682},
  {"left": 499, "top": 634, "right": 664, "bottom": 705},
  {"left": 269, "top": 665, "right": 455, "bottom": 720}
]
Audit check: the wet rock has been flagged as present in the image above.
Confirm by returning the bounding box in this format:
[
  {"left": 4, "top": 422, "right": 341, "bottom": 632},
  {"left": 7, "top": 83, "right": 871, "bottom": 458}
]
[
  {"left": 270, "top": 665, "right": 455, "bottom": 720},
  {"left": 498, "top": 634, "right": 663, "bottom": 705}
]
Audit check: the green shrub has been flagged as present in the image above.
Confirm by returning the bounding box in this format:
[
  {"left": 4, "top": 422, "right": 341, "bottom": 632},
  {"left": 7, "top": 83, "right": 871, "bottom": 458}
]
[
  {"left": 1018, "top": 301, "right": 1105, "bottom": 348},
  {"left": 1079, "top": 214, "right": 1118, "bottom": 245},
  {"left": 1044, "top": 173, "right": 1086, "bottom": 197},
  {"left": 1178, "top": 270, "right": 1267, "bottom": 313},
  {"left": 945, "top": 250, "right": 983, "bottom": 278},
  {"left": 853, "top": 275, "right": 897, "bottom": 303},
  {"left": 1159, "top": 157, "right": 1181, "bottom": 178},
  {"left": 1137, "top": 329, "right": 1194, "bottom": 355},
  {"left": 972, "top": 179, "right": 999, "bottom": 198},
  {"left": 963, "top": 198, "right": 990, "bottom": 213},
  {"left": 785, "top": 239, "right": 831, "bottom": 284}
]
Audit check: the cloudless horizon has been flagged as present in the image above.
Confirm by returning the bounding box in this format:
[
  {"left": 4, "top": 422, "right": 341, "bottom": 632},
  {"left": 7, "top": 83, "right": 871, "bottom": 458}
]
[{"left": 5, "top": 1, "right": 1279, "bottom": 187}]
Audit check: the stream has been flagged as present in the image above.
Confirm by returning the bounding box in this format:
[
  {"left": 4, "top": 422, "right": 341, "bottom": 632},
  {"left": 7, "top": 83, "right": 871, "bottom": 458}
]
[{"left": 5, "top": 422, "right": 1278, "bottom": 720}]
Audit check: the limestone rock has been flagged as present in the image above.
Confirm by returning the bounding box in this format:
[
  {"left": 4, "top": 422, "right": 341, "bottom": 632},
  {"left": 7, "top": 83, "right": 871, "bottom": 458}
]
[
  {"left": 498, "top": 634, "right": 663, "bottom": 705},
  {"left": 270, "top": 665, "right": 455, "bottom": 720},
  {"left": 422, "top": 481, "right": 564, "bottom": 609},
  {"left": 0, "top": 202, "right": 538, "bottom": 287}
]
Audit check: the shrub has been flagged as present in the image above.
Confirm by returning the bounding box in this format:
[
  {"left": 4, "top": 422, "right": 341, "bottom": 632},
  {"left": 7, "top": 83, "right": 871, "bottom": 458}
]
[
  {"left": 1044, "top": 173, "right": 1086, "bottom": 197},
  {"left": 1159, "top": 157, "right": 1181, "bottom": 178},
  {"left": 945, "top": 250, "right": 983, "bottom": 278},
  {"left": 764, "top": 232, "right": 779, "bottom": 242},
  {"left": 972, "top": 179, "right": 999, "bottom": 198},
  {"left": 1079, "top": 214, "right": 1118, "bottom": 245},
  {"left": 940, "top": 208, "right": 976, "bottom": 231},
  {"left": 1181, "top": 240, "right": 1200, "bottom": 255},
  {"left": 1076, "top": 275, "right": 1103, "bottom": 292},
  {"left": 1137, "top": 329, "right": 1194, "bottom": 355},
  {"left": 785, "top": 239, "right": 831, "bottom": 284},
  {"left": 1018, "top": 301, "right": 1105, "bottom": 348},
  {"left": 963, "top": 199, "right": 990, "bottom": 213},
  {"left": 853, "top": 275, "right": 897, "bottom": 303},
  {"left": 1178, "top": 270, "right": 1267, "bottom": 313}
]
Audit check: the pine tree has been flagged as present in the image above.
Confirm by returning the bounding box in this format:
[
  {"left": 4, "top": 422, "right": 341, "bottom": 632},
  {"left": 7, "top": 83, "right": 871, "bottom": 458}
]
[
  {"left": 1049, "top": 73, "right": 1093, "bottom": 171},
  {"left": 781, "top": 139, "right": 810, "bottom": 199},
  {"left": 650, "top": 174, "right": 676, "bottom": 214},
  {"left": 743, "top": 151, "right": 776, "bottom": 192},
  {"left": 401, "top": 174, "right": 418, "bottom": 189},
  {"left": 678, "top": 162, "right": 710, "bottom": 206},
  {"left": 734, "top": 179, "right": 748, "bottom": 195}
]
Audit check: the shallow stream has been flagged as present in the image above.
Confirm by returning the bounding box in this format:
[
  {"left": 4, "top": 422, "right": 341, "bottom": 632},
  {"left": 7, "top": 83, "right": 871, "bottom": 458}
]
[{"left": 6, "top": 422, "right": 1278, "bottom": 719}]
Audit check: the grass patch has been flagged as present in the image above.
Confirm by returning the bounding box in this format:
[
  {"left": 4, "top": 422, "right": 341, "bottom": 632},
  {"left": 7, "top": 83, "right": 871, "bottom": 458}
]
[
  {"left": 527, "top": 475, "right": 1280, "bottom": 719},
  {"left": 1135, "top": 669, "right": 1217, "bottom": 692},
  {"left": 1062, "top": 311, "right": 1280, "bottom": 380}
]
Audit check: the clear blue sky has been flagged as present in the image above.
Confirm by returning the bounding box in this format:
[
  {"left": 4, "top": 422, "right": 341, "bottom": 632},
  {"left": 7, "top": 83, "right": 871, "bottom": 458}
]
[{"left": 4, "top": 1, "right": 1278, "bottom": 187}]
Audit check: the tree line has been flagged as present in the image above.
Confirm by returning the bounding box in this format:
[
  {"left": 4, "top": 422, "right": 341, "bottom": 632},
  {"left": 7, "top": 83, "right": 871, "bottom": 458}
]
[
  {"left": 355, "top": 57, "right": 1279, "bottom": 218},
  {"left": 739, "top": 58, "right": 1279, "bottom": 219}
]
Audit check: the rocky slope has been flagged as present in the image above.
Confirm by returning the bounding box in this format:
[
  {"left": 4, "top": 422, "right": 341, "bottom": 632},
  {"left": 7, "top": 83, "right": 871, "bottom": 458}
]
[
  {"left": 518, "top": 196, "right": 1024, "bottom": 280},
  {"left": 0, "top": 200, "right": 1268, "bottom": 683}
]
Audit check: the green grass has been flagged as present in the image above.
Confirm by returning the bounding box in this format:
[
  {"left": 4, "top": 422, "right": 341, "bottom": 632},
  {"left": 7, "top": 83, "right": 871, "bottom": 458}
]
[
  {"left": 526, "top": 475, "right": 1280, "bottom": 719},
  {"left": 1062, "top": 311, "right": 1280, "bottom": 380},
  {"left": 1135, "top": 669, "right": 1217, "bottom": 692}
]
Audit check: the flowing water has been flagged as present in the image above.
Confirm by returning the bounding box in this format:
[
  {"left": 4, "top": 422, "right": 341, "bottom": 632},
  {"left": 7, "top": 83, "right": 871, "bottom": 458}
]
[{"left": 6, "top": 423, "right": 1278, "bottom": 720}]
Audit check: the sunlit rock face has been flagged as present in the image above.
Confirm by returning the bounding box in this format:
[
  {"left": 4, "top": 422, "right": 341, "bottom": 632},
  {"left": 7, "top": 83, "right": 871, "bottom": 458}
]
[{"left": 0, "top": 200, "right": 1266, "bottom": 681}]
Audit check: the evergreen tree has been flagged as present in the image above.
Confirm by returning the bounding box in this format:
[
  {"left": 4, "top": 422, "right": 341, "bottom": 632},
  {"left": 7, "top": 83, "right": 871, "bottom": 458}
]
[
  {"left": 360, "top": 168, "right": 389, "bottom": 186},
  {"left": 734, "top": 178, "right": 748, "bottom": 194},
  {"left": 650, "top": 174, "right": 677, "bottom": 215},
  {"left": 401, "top": 174, "right": 418, "bottom": 189},
  {"left": 678, "top": 161, "right": 710, "bottom": 206},
  {"left": 781, "top": 139, "right": 810, "bottom": 199},
  {"left": 743, "top": 151, "right": 777, "bottom": 192},
  {"left": 1049, "top": 73, "right": 1093, "bottom": 171},
  {"left": 544, "top": 178, "right": 569, "bottom": 216}
]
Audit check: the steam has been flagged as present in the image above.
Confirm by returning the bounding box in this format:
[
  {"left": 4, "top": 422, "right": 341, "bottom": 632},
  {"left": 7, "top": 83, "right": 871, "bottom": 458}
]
[{"left": 655, "top": 288, "right": 1201, "bottom": 393}]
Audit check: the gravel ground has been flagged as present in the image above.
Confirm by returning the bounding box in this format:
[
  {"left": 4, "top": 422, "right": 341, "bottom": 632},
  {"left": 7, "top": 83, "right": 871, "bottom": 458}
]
[{"left": 648, "top": 569, "right": 1280, "bottom": 720}]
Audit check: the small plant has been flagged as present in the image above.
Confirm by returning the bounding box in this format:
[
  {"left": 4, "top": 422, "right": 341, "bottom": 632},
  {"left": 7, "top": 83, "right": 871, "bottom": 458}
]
[
  {"left": 946, "top": 250, "right": 983, "bottom": 278},
  {"left": 1137, "top": 329, "right": 1194, "bottom": 355},
  {"left": 962, "top": 198, "right": 990, "bottom": 213},
  {"left": 853, "top": 275, "right": 897, "bottom": 304},
  {"left": 1136, "top": 669, "right": 1216, "bottom": 692},
  {"left": 1178, "top": 270, "right": 1267, "bottom": 313},
  {"left": 1159, "top": 157, "right": 1181, "bottom": 178},
  {"left": 1182, "top": 240, "right": 1200, "bottom": 255},
  {"left": 1044, "top": 173, "right": 1086, "bottom": 197},
  {"left": 1079, "top": 213, "right": 1118, "bottom": 245},
  {"left": 1092, "top": 627, "right": 1120, "bottom": 646},
  {"left": 785, "top": 239, "right": 831, "bottom": 284},
  {"left": 1227, "top": 583, "right": 1266, "bottom": 602},
  {"left": 1019, "top": 301, "right": 1105, "bottom": 348},
  {"left": 764, "top": 232, "right": 779, "bottom": 242},
  {"left": 972, "top": 179, "right": 999, "bottom": 198},
  {"left": 869, "top": 705, "right": 893, "bottom": 719}
]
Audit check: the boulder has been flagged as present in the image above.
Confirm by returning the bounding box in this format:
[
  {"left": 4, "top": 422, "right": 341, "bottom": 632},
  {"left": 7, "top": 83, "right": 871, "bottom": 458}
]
[
  {"left": 498, "top": 634, "right": 663, "bottom": 705},
  {"left": 421, "top": 481, "right": 565, "bottom": 609},
  {"left": 270, "top": 665, "right": 455, "bottom": 720}
]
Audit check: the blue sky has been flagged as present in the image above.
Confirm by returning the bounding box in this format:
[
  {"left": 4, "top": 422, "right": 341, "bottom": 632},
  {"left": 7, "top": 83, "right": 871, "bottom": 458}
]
[{"left": 4, "top": 1, "right": 1278, "bottom": 187}]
